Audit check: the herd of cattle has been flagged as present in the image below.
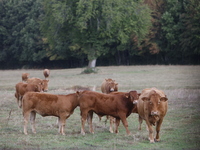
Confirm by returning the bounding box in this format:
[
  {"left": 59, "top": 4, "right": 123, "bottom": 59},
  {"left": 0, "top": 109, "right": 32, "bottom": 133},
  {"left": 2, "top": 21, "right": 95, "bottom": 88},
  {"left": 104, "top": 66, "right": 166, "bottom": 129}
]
[{"left": 14, "top": 69, "right": 168, "bottom": 143}]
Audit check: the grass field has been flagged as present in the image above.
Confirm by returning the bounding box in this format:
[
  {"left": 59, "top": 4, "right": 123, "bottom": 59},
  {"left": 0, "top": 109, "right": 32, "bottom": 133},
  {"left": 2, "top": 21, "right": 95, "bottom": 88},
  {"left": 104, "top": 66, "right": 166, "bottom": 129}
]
[{"left": 0, "top": 65, "right": 200, "bottom": 150}]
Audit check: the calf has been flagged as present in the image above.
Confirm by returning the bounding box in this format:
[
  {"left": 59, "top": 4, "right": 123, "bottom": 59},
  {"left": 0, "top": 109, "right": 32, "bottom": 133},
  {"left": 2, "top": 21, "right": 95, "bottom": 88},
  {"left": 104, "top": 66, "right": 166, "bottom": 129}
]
[
  {"left": 101, "top": 78, "right": 119, "bottom": 133},
  {"left": 43, "top": 69, "right": 50, "bottom": 79},
  {"left": 15, "top": 82, "right": 41, "bottom": 108},
  {"left": 27, "top": 77, "right": 49, "bottom": 92},
  {"left": 22, "top": 92, "right": 79, "bottom": 135},
  {"left": 137, "top": 88, "right": 168, "bottom": 143},
  {"left": 77, "top": 90, "right": 138, "bottom": 135}
]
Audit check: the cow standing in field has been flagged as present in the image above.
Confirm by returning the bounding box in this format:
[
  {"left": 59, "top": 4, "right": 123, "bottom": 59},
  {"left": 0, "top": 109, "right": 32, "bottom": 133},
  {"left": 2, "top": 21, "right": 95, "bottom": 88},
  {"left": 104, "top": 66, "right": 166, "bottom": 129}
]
[
  {"left": 43, "top": 69, "right": 50, "bottom": 79},
  {"left": 27, "top": 77, "right": 49, "bottom": 92},
  {"left": 22, "top": 73, "right": 30, "bottom": 82},
  {"left": 15, "top": 82, "right": 42, "bottom": 108},
  {"left": 77, "top": 90, "right": 138, "bottom": 135},
  {"left": 22, "top": 92, "right": 79, "bottom": 135},
  {"left": 137, "top": 88, "right": 168, "bottom": 143},
  {"left": 101, "top": 78, "right": 118, "bottom": 93},
  {"left": 101, "top": 78, "right": 118, "bottom": 133}
]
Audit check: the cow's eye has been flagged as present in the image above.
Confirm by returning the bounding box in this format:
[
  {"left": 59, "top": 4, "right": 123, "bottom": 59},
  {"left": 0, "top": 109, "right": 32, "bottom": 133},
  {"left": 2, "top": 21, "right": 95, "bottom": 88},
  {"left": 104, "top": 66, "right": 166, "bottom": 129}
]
[{"left": 149, "top": 102, "right": 152, "bottom": 104}]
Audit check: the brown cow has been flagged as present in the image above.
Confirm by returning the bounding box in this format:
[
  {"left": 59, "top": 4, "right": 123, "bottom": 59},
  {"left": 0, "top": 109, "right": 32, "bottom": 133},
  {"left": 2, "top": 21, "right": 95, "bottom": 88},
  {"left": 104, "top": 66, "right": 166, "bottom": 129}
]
[
  {"left": 22, "top": 73, "right": 30, "bottom": 82},
  {"left": 15, "top": 82, "right": 41, "bottom": 108},
  {"left": 22, "top": 92, "right": 79, "bottom": 135},
  {"left": 27, "top": 77, "right": 49, "bottom": 92},
  {"left": 77, "top": 90, "right": 138, "bottom": 135},
  {"left": 43, "top": 69, "right": 50, "bottom": 79},
  {"left": 101, "top": 78, "right": 118, "bottom": 133},
  {"left": 137, "top": 88, "right": 168, "bottom": 143}
]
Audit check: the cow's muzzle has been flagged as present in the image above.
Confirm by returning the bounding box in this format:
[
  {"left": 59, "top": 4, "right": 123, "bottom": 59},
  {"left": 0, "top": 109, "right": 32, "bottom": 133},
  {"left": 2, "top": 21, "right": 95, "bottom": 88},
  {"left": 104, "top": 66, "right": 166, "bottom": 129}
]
[
  {"left": 110, "top": 88, "right": 114, "bottom": 92},
  {"left": 151, "top": 111, "right": 159, "bottom": 116}
]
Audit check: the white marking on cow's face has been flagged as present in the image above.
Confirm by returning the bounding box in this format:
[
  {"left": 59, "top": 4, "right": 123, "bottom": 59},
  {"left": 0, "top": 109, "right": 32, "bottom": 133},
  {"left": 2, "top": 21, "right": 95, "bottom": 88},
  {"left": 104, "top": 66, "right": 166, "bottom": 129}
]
[
  {"left": 133, "top": 100, "right": 138, "bottom": 104},
  {"left": 110, "top": 88, "right": 114, "bottom": 92}
]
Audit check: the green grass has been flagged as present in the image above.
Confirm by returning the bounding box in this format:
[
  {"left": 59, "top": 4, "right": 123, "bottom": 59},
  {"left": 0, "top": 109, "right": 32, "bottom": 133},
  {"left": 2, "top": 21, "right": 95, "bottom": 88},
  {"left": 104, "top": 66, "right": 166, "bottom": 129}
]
[{"left": 0, "top": 65, "right": 200, "bottom": 149}]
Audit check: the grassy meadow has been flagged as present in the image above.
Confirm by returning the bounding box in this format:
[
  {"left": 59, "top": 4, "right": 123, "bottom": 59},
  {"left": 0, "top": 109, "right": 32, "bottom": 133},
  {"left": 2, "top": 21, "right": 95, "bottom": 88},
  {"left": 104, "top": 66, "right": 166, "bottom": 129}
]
[{"left": 0, "top": 65, "right": 200, "bottom": 150}]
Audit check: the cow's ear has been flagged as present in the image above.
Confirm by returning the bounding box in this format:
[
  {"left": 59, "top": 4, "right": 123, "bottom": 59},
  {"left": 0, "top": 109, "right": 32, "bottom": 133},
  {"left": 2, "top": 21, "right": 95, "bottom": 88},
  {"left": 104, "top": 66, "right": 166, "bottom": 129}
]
[
  {"left": 141, "top": 97, "right": 149, "bottom": 101},
  {"left": 124, "top": 93, "right": 129, "bottom": 98},
  {"left": 160, "top": 97, "right": 168, "bottom": 102}
]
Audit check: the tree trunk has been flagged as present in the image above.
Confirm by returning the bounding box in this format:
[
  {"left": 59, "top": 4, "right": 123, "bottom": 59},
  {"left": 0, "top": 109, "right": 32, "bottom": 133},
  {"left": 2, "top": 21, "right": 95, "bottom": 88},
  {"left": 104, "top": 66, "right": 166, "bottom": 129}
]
[{"left": 88, "top": 59, "right": 96, "bottom": 69}]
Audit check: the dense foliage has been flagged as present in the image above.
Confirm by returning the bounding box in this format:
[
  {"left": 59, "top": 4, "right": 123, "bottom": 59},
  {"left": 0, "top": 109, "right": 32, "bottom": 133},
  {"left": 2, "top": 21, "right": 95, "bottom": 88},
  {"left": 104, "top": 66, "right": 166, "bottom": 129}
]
[{"left": 0, "top": 0, "right": 199, "bottom": 69}]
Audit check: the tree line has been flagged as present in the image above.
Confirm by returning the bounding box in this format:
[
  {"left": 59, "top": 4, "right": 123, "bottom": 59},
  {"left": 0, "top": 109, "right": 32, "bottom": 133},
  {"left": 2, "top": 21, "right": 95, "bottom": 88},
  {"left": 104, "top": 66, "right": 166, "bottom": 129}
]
[{"left": 0, "top": 0, "right": 200, "bottom": 69}]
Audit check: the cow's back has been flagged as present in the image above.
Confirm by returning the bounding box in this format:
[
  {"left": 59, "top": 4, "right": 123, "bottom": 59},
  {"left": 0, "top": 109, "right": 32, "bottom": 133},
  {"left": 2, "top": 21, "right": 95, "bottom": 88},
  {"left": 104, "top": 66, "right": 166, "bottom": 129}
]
[{"left": 141, "top": 88, "right": 165, "bottom": 98}]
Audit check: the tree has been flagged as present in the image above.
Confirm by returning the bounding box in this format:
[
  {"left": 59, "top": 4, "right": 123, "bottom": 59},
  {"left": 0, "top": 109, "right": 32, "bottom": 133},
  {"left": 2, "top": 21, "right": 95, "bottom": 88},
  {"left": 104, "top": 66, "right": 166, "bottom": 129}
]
[
  {"left": 0, "top": 0, "right": 46, "bottom": 68},
  {"left": 41, "top": 0, "right": 151, "bottom": 69}
]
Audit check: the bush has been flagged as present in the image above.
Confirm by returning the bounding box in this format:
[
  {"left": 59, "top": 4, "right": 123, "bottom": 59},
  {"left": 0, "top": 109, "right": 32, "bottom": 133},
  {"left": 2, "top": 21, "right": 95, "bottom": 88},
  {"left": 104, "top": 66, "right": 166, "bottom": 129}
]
[{"left": 81, "top": 67, "right": 98, "bottom": 74}]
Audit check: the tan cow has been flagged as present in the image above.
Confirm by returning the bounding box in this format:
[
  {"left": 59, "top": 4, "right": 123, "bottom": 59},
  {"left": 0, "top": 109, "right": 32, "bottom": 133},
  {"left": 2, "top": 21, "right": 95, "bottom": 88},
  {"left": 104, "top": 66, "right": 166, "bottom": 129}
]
[
  {"left": 22, "top": 73, "right": 30, "bottom": 82},
  {"left": 27, "top": 77, "right": 49, "bottom": 92},
  {"left": 101, "top": 78, "right": 118, "bottom": 93},
  {"left": 22, "top": 92, "right": 79, "bottom": 135},
  {"left": 43, "top": 69, "right": 50, "bottom": 79},
  {"left": 77, "top": 90, "right": 138, "bottom": 135},
  {"left": 15, "top": 82, "right": 41, "bottom": 108},
  {"left": 101, "top": 78, "right": 118, "bottom": 133},
  {"left": 137, "top": 88, "right": 168, "bottom": 143}
]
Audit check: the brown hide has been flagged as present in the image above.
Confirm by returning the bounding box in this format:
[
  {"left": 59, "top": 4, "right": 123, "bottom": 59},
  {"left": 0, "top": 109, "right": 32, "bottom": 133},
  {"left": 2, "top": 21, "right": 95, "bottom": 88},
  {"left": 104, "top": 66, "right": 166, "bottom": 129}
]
[
  {"left": 137, "top": 88, "right": 168, "bottom": 143},
  {"left": 78, "top": 90, "right": 138, "bottom": 135},
  {"left": 15, "top": 82, "right": 41, "bottom": 108},
  {"left": 22, "top": 73, "right": 30, "bottom": 82},
  {"left": 101, "top": 79, "right": 118, "bottom": 93},
  {"left": 22, "top": 92, "right": 79, "bottom": 135},
  {"left": 43, "top": 69, "right": 50, "bottom": 79},
  {"left": 27, "top": 77, "right": 49, "bottom": 92}
]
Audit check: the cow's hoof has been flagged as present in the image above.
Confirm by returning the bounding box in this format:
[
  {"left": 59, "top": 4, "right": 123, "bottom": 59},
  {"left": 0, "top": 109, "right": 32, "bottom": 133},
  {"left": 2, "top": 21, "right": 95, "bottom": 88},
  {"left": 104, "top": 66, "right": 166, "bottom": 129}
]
[
  {"left": 155, "top": 138, "right": 160, "bottom": 142},
  {"left": 150, "top": 140, "right": 155, "bottom": 143}
]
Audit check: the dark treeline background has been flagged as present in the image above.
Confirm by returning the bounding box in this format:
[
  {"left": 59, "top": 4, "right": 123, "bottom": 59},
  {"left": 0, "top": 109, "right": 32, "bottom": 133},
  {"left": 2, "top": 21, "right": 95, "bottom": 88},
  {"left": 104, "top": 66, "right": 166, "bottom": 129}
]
[{"left": 0, "top": 0, "right": 200, "bottom": 69}]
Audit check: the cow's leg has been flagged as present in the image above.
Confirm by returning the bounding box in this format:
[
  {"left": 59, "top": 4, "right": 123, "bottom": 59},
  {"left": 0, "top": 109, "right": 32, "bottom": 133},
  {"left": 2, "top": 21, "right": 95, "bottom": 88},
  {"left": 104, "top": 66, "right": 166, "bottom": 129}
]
[
  {"left": 80, "top": 110, "right": 88, "bottom": 135},
  {"left": 19, "top": 96, "right": 23, "bottom": 108},
  {"left": 155, "top": 118, "right": 163, "bottom": 142},
  {"left": 15, "top": 93, "right": 20, "bottom": 108},
  {"left": 115, "top": 118, "right": 120, "bottom": 133},
  {"left": 138, "top": 115, "right": 143, "bottom": 130},
  {"left": 145, "top": 121, "right": 154, "bottom": 143},
  {"left": 87, "top": 111, "right": 94, "bottom": 134},
  {"left": 120, "top": 115, "right": 130, "bottom": 135},
  {"left": 23, "top": 111, "right": 30, "bottom": 135},
  {"left": 109, "top": 116, "right": 114, "bottom": 133},
  {"left": 30, "top": 111, "right": 36, "bottom": 134},
  {"left": 59, "top": 116, "right": 66, "bottom": 135}
]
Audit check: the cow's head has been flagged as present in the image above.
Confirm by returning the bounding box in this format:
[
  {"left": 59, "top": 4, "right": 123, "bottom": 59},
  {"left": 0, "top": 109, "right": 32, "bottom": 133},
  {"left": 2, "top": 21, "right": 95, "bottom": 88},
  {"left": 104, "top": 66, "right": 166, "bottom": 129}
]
[
  {"left": 128, "top": 91, "right": 139, "bottom": 103},
  {"left": 141, "top": 91, "right": 168, "bottom": 116},
  {"left": 105, "top": 79, "right": 118, "bottom": 92},
  {"left": 42, "top": 79, "right": 49, "bottom": 92}
]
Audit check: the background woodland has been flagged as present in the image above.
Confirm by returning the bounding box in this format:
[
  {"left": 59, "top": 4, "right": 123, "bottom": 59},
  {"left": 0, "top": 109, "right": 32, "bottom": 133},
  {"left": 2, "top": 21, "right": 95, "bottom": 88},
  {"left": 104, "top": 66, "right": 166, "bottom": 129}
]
[{"left": 0, "top": 0, "right": 200, "bottom": 69}]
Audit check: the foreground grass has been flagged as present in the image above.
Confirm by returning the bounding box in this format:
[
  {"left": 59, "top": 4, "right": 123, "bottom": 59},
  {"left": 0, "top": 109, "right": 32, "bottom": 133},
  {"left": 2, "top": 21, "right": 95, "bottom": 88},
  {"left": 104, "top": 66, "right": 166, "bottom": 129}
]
[{"left": 0, "top": 65, "right": 200, "bottom": 150}]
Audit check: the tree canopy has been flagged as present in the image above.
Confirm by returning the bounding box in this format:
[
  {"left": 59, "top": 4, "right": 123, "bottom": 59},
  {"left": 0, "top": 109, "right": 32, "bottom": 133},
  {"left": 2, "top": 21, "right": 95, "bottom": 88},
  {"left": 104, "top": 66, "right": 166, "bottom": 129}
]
[{"left": 0, "top": 0, "right": 200, "bottom": 69}]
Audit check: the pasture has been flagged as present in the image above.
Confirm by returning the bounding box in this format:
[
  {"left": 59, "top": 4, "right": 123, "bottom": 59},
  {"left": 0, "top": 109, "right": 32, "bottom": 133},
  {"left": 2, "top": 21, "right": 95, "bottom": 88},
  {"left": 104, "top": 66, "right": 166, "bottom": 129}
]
[{"left": 0, "top": 65, "right": 200, "bottom": 150}]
